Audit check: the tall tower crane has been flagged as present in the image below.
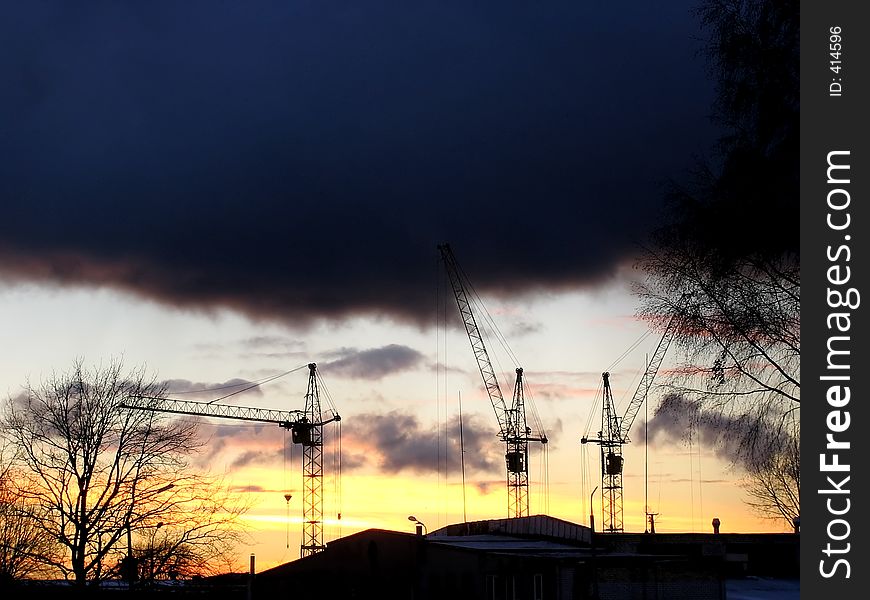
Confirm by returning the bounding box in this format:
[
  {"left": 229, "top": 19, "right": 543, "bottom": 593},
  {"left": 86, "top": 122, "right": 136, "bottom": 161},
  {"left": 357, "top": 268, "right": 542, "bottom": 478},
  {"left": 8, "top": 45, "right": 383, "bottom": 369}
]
[
  {"left": 438, "top": 243, "right": 548, "bottom": 518},
  {"left": 121, "top": 363, "right": 340, "bottom": 557},
  {"left": 581, "top": 314, "right": 679, "bottom": 533}
]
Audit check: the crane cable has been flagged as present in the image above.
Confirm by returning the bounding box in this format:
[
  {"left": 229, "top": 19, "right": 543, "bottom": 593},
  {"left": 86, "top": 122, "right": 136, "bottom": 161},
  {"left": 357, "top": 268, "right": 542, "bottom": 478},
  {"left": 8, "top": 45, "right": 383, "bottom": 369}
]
[
  {"left": 206, "top": 364, "right": 310, "bottom": 405},
  {"left": 283, "top": 427, "right": 290, "bottom": 548},
  {"left": 315, "top": 371, "right": 342, "bottom": 538},
  {"left": 459, "top": 263, "right": 551, "bottom": 514},
  {"left": 316, "top": 372, "right": 340, "bottom": 420},
  {"left": 523, "top": 380, "right": 547, "bottom": 441},
  {"left": 435, "top": 257, "right": 442, "bottom": 528},
  {"left": 582, "top": 377, "right": 605, "bottom": 438},
  {"left": 455, "top": 260, "right": 547, "bottom": 440},
  {"left": 584, "top": 327, "right": 652, "bottom": 440},
  {"left": 456, "top": 260, "right": 522, "bottom": 367},
  {"left": 606, "top": 329, "right": 655, "bottom": 373}
]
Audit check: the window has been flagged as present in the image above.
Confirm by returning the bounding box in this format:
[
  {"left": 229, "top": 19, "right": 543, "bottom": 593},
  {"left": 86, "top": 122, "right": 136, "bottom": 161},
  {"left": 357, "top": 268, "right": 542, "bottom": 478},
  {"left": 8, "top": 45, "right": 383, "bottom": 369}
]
[
  {"left": 486, "top": 575, "right": 495, "bottom": 600},
  {"left": 533, "top": 573, "right": 543, "bottom": 600},
  {"left": 485, "top": 575, "right": 504, "bottom": 600}
]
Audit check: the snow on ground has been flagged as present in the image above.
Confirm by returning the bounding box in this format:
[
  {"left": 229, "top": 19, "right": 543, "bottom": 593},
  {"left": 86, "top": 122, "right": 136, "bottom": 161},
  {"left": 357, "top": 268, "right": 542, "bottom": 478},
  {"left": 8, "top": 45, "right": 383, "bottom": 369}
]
[{"left": 726, "top": 577, "right": 799, "bottom": 600}]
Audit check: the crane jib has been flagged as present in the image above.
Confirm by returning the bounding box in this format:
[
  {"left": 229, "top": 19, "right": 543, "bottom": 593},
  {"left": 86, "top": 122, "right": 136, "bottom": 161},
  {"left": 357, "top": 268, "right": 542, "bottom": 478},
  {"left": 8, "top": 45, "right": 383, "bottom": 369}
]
[
  {"left": 119, "top": 397, "right": 341, "bottom": 428},
  {"left": 119, "top": 364, "right": 340, "bottom": 558},
  {"left": 438, "top": 243, "right": 547, "bottom": 519}
]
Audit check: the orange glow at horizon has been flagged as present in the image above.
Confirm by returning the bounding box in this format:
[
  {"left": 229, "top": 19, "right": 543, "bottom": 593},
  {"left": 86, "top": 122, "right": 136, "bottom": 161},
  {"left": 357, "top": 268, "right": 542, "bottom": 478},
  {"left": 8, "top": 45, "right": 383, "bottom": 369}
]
[{"left": 230, "top": 446, "right": 790, "bottom": 572}]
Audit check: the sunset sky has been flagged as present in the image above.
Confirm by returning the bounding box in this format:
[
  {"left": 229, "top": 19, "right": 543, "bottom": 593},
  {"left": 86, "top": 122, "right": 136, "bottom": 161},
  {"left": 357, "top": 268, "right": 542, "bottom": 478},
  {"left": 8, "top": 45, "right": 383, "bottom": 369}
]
[{"left": 0, "top": 1, "right": 791, "bottom": 571}]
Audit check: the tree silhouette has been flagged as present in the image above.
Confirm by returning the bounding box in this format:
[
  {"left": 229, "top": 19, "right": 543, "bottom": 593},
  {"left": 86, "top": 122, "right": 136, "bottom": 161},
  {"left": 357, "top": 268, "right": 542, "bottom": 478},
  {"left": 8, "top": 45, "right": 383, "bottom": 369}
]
[
  {"left": 2, "top": 359, "right": 247, "bottom": 586},
  {"left": 636, "top": 0, "right": 799, "bottom": 524},
  {"left": 0, "top": 445, "right": 61, "bottom": 584}
]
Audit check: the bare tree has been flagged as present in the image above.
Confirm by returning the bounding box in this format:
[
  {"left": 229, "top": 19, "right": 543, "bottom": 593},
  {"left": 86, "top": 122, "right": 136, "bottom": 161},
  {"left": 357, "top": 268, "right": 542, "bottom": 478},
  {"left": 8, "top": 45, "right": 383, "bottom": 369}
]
[
  {"left": 636, "top": 0, "right": 798, "bottom": 524},
  {"left": 125, "top": 475, "right": 248, "bottom": 585},
  {"left": 638, "top": 243, "right": 799, "bottom": 446},
  {"left": 637, "top": 182, "right": 799, "bottom": 526},
  {"left": 0, "top": 446, "right": 61, "bottom": 584},
  {"left": 742, "top": 423, "right": 799, "bottom": 525},
  {"left": 2, "top": 359, "right": 247, "bottom": 586},
  {"left": 649, "top": 394, "right": 798, "bottom": 527}
]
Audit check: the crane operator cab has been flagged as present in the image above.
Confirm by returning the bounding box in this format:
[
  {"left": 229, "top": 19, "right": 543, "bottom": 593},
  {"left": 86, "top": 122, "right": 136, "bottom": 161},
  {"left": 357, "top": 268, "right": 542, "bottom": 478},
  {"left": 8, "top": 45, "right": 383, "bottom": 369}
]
[
  {"left": 605, "top": 451, "right": 624, "bottom": 475},
  {"left": 506, "top": 451, "right": 526, "bottom": 473},
  {"left": 292, "top": 418, "right": 314, "bottom": 446}
]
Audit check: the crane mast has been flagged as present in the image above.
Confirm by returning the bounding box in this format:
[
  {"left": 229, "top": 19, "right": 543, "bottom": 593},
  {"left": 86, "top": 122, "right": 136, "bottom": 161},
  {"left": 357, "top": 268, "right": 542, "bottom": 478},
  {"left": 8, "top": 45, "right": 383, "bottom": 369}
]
[
  {"left": 300, "top": 364, "right": 325, "bottom": 556},
  {"left": 507, "top": 367, "right": 531, "bottom": 519},
  {"left": 591, "top": 372, "right": 624, "bottom": 533},
  {"left": 121, "top": 363, "right": 340, "bottom": 557},
  {"left": 582, "top": 314, "right": 680, "bottom": 533},
  {"left": 438, "top": 243, "right": 547, "bottom": 518}
]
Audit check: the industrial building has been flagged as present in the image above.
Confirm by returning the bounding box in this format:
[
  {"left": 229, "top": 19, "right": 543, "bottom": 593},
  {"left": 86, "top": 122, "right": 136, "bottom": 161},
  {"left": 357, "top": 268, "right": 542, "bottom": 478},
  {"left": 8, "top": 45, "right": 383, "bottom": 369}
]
[{"left": 255, "top": 515, "right": 797, "bottom": 599}]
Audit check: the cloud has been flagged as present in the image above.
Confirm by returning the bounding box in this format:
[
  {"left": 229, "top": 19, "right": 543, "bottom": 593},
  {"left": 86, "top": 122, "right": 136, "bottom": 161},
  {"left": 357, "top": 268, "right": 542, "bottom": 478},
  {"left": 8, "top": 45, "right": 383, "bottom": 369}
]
[
  {"left": 0, "top": 1, "right": 717, "bottom": 324},
  {"left": 426, "top": 362, "right": 468, "bottom": 375},
  {"left": 161, "top": 378, "right": 264, "bottom": 400},
  {"left": 321, "top": 345, "right": 425, "bottom": 380},
  {"left": 240, "top": 336, "right": 308, "bottom": 359},
  {"left": 473, "top": 480, "right": 504, "bottom": 495},
  {"left": 637, "top": 393, "right": 796, "bottom": 471},
  {"left": 230, "top": 485, "right": 287, "bottom": 494},
  {"left": 229, "top": 448, "right": 283, "bottom": 470},
  {"left": 507, "top": 320, "right": 543, "bottom": 338},
  {"left": 242, "top": 336, "right": 305, "bottom": 350},
  {"left": 667, "top": 478, "right": 731, "bottom": 485},
  {"left": 193, "top": 421, "right": 282, "bottom": 468},
  {"left": 341, "top": 410, "right": 504, "bottom": 475},
  {"left": 192, "top": 337, "right": 308, "bottom": 360}
]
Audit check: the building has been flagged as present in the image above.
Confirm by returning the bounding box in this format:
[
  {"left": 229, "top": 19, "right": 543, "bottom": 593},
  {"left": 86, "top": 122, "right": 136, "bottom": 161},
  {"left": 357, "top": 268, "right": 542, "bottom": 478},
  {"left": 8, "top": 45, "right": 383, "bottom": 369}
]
[{"left": 256, "top": 515, "right": 796, "bottom": 599}]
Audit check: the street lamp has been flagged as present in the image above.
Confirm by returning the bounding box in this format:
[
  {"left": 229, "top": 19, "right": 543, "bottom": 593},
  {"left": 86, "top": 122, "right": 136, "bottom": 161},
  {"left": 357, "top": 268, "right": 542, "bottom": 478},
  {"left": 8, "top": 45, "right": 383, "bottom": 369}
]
[
  {"left": 589, "top": 486, "right": 598, "bottom": 534},
  {"left": 149, "top": 522, "right": 164, "bottom": 586},
  {"left": 122, "top": 484, "right": 175, "bottom": 589},
  {"left": 407, "top": 515, "right": 427, "bottom": 535},
  {"left": 122, "top": 522, "right": 138, "bottom": 588},
  {"left": 589, "top": 486, "right": 600, "bottom": 600}
]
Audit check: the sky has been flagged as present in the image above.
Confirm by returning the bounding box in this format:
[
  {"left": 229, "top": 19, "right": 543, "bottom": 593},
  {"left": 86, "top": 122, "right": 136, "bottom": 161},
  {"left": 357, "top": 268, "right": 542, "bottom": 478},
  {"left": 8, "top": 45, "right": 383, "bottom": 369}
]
[{"left": 0, "top": 1, "right": 791, "bottom": 571}]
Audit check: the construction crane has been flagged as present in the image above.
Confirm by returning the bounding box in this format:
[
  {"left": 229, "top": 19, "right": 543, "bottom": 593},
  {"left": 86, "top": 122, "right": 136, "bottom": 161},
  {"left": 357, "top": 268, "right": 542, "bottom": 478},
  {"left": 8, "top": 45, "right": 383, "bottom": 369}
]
[
  {"left": 438, "top": 243, "right": 548, "bottom": 518},
  {"left": 121, "top": 363, "right": 340, "bottom": 557},
  {"left": 581, "top": 314, "right": 680, "bottom": 533}
]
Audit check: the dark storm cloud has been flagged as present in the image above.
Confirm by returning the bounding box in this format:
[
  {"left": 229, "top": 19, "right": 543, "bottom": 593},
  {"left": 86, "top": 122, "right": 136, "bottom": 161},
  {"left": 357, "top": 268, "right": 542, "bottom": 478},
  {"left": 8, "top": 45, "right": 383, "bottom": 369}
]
[
  {"left": 321, "top": 344, "right": 424, "bottom": 379},
  {"left": 0, "top": 1, "right": 716, "bottom": 324},
  {"left": 342, "top": 410, "right": 503, "bottom": 475}
]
